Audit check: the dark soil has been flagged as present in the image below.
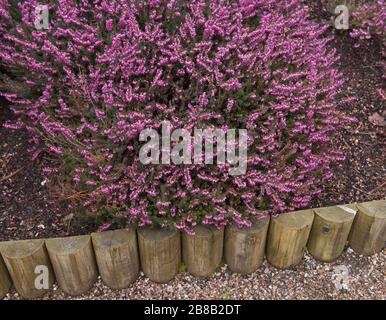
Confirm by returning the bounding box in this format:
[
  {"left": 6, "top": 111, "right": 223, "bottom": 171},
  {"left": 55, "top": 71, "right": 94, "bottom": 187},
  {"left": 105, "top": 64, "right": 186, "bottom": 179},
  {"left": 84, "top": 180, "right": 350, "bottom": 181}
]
[
  {"left": 312, "top": 33, "right": 385, "bottom": 209},
  {"left": 0, "top": 25, "right": 385, "bottom": 242},
  {"left": 0, "top": 103, "right": 92, "bottom": 241}
]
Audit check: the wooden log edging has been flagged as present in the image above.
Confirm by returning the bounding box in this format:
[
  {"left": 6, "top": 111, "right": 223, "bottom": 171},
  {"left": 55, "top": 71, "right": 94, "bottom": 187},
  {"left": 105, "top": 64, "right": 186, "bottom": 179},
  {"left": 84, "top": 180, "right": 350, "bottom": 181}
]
[
  {"left": 0, "top": 239, "right": 54, "bottom": 299},
  {"left": 0, "top": 254, "right": 11, "bottom": 299},
  {"left": 266, "top": 209, "right": 314, "bottom": 269},
  {"left": 138, "top": 226, "right": 181, "bottom": 283},
  {"left": 92, "top": 229, "right": 140, "bottom": 289},
  {"left": 349, "top": 200, "right": 386, "bottom": 255},
  {"left": 45, "top": 235, "right": 98, "bottom": 296},
  {"left": 307, "top": 205, "right": 356, "bottom": 262},
  {"left": 224, "top": 217, "right": 270, "bottom": 274},
  {"left": 0, "top": 199, "right": 384, "bottom": 298},
  {"left": 182, "top": 226, "right": 224, "bottom": 277}
]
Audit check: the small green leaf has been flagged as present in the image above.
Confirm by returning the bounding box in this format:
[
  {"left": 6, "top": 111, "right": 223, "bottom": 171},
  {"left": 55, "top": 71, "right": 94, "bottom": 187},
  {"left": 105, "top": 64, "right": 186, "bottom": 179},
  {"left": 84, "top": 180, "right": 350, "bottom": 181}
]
[{"left": 179, "top": 262, "right": 187, "bottom": 273}]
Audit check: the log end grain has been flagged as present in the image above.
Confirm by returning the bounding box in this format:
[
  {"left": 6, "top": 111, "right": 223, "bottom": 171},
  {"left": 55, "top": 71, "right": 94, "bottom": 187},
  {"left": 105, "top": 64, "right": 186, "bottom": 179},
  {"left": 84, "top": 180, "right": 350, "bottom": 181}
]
[
  {"left": 46, "top": 235, "right": 92, "bottom": 255},
  {"left": 314, "top": 206, "right": 355, "bottom": 224},
  {"left": 0, "top": 239, "right": 45, "bottom": 259},
  {"left": 139, "top": 227, "right": 179, "bottom": 242},
  {"left": 92, "top": 229, "right": 135, "bottom": 248},
  {"left": 357, "top": 200, "right": 386, "bottom": 219},
  {"left": 274, "top": 209, "right": 314, "bottom": 230}
]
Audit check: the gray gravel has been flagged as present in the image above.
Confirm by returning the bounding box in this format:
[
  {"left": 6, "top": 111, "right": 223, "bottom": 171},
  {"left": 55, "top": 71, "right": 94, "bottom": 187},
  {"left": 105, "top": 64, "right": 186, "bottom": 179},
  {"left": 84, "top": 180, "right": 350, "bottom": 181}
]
[{"left": 3, "top": 248, "right": 385, "bottom": 300}]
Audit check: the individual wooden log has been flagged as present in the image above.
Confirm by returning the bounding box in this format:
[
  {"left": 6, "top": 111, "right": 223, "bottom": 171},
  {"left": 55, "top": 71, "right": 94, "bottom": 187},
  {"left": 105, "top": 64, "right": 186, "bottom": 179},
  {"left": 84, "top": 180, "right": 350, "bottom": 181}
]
[
  {"left": 266, "top": 210, "right": 314, "bottom": 269},
  {"left": 349, "top": 200, "right": 386, "bottom": 255},
  {"left": 224, "top": 217, "right": 270, "bottom": 274},
  {"left": 0, "top": 239, "right": 54, "bottom": 299},
  {"left": 91, "top": 229, "right": 140, "bottom": 289},
  {"left": 182, "top": 225, "right": 224, "bottom": 277},
  {"left": 307, "top": 205, "right": 355, "bottom": 262},
  {"left": 45, "top": 235, "right": 98, "bottom": 296},
  {"left": 137, "top": 227, "right": 180, "bottom": 283},
  {"left": 0, "top": 253, "right": 12, "bottom": 299}
]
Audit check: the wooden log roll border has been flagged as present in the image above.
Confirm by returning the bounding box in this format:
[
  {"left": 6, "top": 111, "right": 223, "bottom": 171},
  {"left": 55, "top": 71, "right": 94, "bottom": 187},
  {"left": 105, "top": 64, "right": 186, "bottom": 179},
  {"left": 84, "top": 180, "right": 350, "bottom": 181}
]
[
  {"left": 92, "top": 229, "right": 140, "bottom": 289},
  {"left": 349, "top": 200, "right": 386, "bottom": 255},
  {"left": 138, "top": 226, "right": 181, "bottom": 283},
  {"left": 267, "top": 209, "right": 314, "bottom": 269},
  {"left": 307, "top": 205, "right": 356, "bottom": 262},
  {"left": 182, "top": 225, "right": 224, "bottom": 277},
  {"left": 45, "top": 235, "right": 98, "bottom": 296},
  {"left": 0, "top": 239, "right": 54, "bottom": 299},
  {"left": 0, "top": 199, "right": 384, "bottom": 299},
  {"left": 0, "top": 254, "right": 11, "bottom": 299},
  {"left": 225, "top": 217, "right": 270, "bottom": 274}
]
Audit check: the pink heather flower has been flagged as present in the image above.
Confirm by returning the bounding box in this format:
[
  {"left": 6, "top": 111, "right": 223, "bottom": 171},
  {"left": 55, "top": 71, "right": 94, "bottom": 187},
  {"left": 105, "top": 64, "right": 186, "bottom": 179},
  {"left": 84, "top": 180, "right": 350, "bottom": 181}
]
[
  {"left": 156, "top": 201, "right": 171, "bottom": 207},
  {"left": 46, "top": 144, "right": 63, "bottom": 155},
  {"left": 105, "top": 19, "right": 113, "bottom": 32},
  {"left": 97, "top": 223, "right": 112, "bottom": 232}
]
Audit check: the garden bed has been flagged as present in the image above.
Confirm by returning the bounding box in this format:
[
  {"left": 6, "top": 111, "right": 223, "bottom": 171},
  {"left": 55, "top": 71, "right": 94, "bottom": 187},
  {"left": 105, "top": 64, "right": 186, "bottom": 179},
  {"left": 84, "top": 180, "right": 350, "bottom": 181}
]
[{"left": 0, "top": 31, "right": 384, "bottom": 242}]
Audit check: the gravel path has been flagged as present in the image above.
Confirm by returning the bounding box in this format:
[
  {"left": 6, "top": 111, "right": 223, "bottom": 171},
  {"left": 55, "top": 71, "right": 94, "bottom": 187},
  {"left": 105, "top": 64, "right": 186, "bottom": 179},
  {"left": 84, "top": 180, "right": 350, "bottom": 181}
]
[{"left": 3, "top": 248, "right": 385, "bottom": 300}]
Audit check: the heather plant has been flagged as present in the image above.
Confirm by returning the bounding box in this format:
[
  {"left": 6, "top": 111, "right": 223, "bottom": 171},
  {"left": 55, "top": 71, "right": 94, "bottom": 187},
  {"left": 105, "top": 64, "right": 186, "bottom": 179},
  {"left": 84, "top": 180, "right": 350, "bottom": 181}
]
[
  {"left": 349, "top": 0, "right": 385, "bottom": 47},
  {"left": 0, "top": 0, "right": 352, "bottom": 234}
]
